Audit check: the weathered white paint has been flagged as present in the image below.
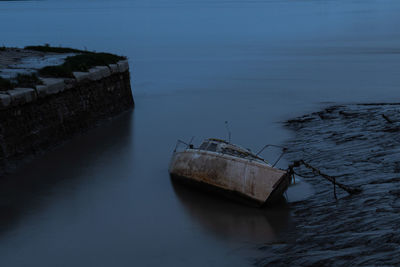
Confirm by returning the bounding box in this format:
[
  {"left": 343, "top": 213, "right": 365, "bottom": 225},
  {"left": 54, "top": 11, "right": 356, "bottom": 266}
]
[{"left": 169, "top": 148, "right": 288, "bottom": 206}]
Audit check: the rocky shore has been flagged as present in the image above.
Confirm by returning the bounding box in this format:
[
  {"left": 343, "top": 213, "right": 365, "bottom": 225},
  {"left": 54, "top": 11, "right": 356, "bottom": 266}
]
[{"left": 257, "top": 103, "right": 400, "bottom": 266}]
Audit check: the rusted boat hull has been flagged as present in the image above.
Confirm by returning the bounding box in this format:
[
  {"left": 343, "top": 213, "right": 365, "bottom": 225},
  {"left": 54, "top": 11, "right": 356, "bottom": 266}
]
[{"left": 169, "top": 150, "right": 291, "bottom": 207}]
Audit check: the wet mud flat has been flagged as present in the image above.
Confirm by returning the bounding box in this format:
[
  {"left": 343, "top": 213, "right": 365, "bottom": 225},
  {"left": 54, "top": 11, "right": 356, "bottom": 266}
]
[{"left": 257, "top": 103, "right": 400, "bottom": 266}]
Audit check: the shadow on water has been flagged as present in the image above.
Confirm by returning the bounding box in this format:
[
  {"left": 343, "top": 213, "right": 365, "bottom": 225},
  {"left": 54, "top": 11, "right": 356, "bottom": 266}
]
[
  {"left": 0, "top": 111, "right": 134, "bottom": 236},
  {"left": 171, "top": 180, "right": 292, "bottom": 243}
]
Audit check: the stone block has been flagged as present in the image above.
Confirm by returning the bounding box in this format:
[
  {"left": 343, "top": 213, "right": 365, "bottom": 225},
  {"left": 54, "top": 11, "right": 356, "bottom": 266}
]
[
  {"left": 8, "top": 88, "right": 37, "bottom": 105},
  {"left": 73, "top": 72, "right": 90, "bottom": 82},
  {"left": 108, "top": 64, "right": 119, "bottom": 74},
  {"left": 87, "top": 67, "right": 102, "bottom": 81},
  {"left": 87, "top": 66, "right": 111, "bottom": 81},
  {"left": 117, "top": 60, "right": 129, "bottom": 72},
  {"left": 0, "top": 93, "right": 11, "bottom": 109},
  {"left": 95, "top": 66, "right": 111, "bottom": 78},
  {"left": 64, "top": 78, "right": 76, "bottom": 90},
  {"left": 36, "top": 78, "right": 66, "bottom": 97}
]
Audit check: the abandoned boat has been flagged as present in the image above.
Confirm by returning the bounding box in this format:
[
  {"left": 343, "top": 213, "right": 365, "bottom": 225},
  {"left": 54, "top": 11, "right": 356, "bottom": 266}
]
[{"left": 169, "top": 138, "right": 292, "bottom": 207}]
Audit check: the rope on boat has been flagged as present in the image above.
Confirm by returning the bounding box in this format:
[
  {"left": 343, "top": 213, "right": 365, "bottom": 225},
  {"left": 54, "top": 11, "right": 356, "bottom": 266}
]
[{"left": 288, "top": 160, "right": 362, "bottom": 199}]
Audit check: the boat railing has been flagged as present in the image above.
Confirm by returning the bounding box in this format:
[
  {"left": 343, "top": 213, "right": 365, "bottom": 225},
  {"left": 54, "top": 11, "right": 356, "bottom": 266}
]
[
  {"left": 173, "top": 139, "right": 195, "bottom": 152},
  {"left": 256, "top": 144, "right": 288, "bottom": 167}
]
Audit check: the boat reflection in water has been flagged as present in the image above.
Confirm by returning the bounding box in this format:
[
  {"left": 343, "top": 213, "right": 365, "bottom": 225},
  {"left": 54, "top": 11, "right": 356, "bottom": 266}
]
[{"left": 171, "top": 181, "right": 292, "bottom": 243}]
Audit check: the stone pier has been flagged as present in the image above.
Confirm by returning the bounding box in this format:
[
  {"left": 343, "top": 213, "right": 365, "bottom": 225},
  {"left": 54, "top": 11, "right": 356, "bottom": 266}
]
[{"left": 0, "top": 47, "right": 134, "bottom": 175}]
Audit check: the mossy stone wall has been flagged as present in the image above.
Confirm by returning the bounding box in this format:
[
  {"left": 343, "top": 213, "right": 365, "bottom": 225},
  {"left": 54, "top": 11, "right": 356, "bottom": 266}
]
[{"left": 0, "top": 70, "right": 133, "bottom": 175}]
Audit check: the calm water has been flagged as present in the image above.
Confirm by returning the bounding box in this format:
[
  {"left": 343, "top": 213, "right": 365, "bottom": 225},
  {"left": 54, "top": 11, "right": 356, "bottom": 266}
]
[{"left": 1, "top": 0, "right": 400, "bottom": 266}]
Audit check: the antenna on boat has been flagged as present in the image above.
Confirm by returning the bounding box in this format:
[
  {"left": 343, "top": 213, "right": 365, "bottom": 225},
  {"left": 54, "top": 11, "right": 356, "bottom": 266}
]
[{"left": 225, "top": 121, "right": 231, "bottom": 143}]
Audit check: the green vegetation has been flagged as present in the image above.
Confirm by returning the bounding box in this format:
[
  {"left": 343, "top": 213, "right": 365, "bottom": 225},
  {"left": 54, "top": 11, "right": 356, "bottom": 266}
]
[
  {"left": 0, "top": 45, "right": 127, "bottom": 90},
  {"left": 0, "top": 46, "right": 6, "bottom": 51},
  {"left": 0, "top": 74, "right": 43, "bottom": 91},
  {"left": 0, "top": 77, "right": 13, "bottom": 91},
  {"left": 38, "top": 53, "right": 126, "bottom": 78},
  {"left": 15, "top": 73, "right": 43, "bottom": 88},
  {"left": 24, "top": 45, "right": 126, "bottom": 78}
]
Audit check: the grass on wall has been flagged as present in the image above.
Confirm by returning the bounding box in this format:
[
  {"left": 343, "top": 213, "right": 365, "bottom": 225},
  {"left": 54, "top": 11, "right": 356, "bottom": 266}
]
[
  {"left": 0, "top": 45, "right": 127, "bottom": 90},
  {"left": 0, "top": 77, "right": 13, "bottom": 91},
  {"left": 0, "top": 74, "right": 43, "bottom": 91},
  {"left": 38, "top": 53, "right": 126, "bottom": 78},
  {"left": 24, "top": 45, "right": 126, "bottom": 78}
]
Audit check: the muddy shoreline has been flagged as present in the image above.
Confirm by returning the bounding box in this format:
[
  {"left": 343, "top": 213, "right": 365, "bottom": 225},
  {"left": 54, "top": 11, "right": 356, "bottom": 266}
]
[{"left": 257, "top": 103, "right": 400, "bottom": 266}]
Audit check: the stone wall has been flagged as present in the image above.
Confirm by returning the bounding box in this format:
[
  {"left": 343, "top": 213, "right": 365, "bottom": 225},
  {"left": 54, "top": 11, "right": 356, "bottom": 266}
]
[{"left": 0, "top": 60, "right": 134, "bottom": 175}]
